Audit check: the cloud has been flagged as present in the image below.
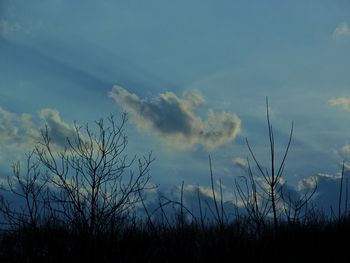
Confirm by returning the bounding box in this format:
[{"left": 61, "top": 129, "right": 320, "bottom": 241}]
[
  {"left": 345, "top": 162, "right": 350, "bottom": 171},
  {"left": 340, "top": 144, "right": 350, "bottom": 160},
  {"left": 298, "top": 175, "right": 320, "bottom": 192},
  {"left": 0, "top": 19, "right": 21, "bottom": 34},
  {"left": 232, "top": 157, "right": 248, "bottom": 169},
  {"left": 109, "top": 86, "right": 241, "bottom": 150},
  {"left": 333, "top": 22, "right": 350, "bottom": 39},
  {"left": 39, "top": 108, "right": 77, "bottom": 148},
  {"left": 182, "top": 184, "right": 220, "bottom": 200},
  {"left": 336, "top": 145, "right": 350, "bottom": 167},
  {"left": 298, "top": 172, "right": 349, "bottom": 215},
  {"left": 328, "top": 97, "right": 350, "bottom": 111},
  {"left": 143, "top": 183, "right": 239, "bottom": 223},
  {"left": 0, "top": 107, "right": 40, "bottom": 148},
  {"left": 0, "top": 106, "right": 75, "bottom": 151}
]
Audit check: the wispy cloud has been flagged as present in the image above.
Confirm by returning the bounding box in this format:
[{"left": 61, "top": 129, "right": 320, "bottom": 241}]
[
  {"left": 109, "top": 86, "right": 241, "bottom": 150},
  {"left": 333, "top": 22, "right": 350, "bottom": 39},
  {"left": 328, "top": 97, "right": 350, "bottom": 111},
  {"left": 0, "top": 19, "right": 21, "bottom": 34}
]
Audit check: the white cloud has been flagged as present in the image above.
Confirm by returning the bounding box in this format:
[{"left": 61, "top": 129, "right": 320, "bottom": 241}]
[
  {"left": 344, "top": 162, "right": 350, "bottom": 171},
  {"left": 0, "top": 107, "right": 40, "bottom": 148},
  {"left": 0, "top": 106, "right": 75, "bottom": 151},
  {"left": 341, "top": 144, "right": 350, "bottom": 158},
  {"left": 39, "top": 108, "right": 76, "bottom": 148},
  {"left": 328, "top": 97, "right": 350, "bottom": 111},
  {"left": 232, "top": 157, "right": 248, "bottom": 169},
  {"left": 183, "top": 184, "right": 220, "bottom": 200},
  {"left": 337, "top": 144, "right": 350, "bottom": 164},
  {"left": 147, "top": 183, "right": 239, "bottom": 221},
  {"left": 297, "top": 172, "right": 348, "bottom": 215},
  {"left": 298, "top": 175, "right": 319, "bottom": 191},
  {"left": 109, "top": 86, "right": 241, "bottom": 150},
  {"left": 333, "top": 22, "right": 350, "bottom": 39}
]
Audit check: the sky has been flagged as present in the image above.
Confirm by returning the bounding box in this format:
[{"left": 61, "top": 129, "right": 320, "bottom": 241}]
[{"left": 1, "top": 0, "right": 350, "bottom": 214}]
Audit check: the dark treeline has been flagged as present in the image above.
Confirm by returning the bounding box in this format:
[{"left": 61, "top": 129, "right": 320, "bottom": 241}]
[{"left": 0, "top": 103, "right": 349, "bottom": 262}]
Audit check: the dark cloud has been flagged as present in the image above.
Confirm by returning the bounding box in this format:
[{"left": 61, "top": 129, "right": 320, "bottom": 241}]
[{"left": 109, "top": 86, "right": 241, "bottom": 150}]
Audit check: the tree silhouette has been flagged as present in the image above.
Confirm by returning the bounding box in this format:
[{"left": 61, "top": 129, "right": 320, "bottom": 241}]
[
  {"left": 244, "top": 98, "right": 293, "bottom": 232},
  {"left": 33, "top": 113, "right": 154, "bottom": 236}
]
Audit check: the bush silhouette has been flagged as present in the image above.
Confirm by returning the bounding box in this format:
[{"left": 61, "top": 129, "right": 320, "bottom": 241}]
[{"left": 0, "top": 108, "right": 349, "bottom": 262}]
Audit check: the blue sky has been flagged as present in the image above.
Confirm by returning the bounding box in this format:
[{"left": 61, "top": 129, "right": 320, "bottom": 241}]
[{"left": 1, "top": 0, "right": 350, "bottom": 212}]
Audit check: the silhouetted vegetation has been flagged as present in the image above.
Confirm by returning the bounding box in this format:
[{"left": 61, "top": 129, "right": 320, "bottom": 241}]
[{"left": 1, "top": 106, "right": 349, "bottom": 262}]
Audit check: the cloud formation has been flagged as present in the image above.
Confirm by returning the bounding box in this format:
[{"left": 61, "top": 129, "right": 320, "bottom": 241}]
[
  {"left": 144, "top": 183, "right": 239, "bottom": 222},
  {"left": 0, "top": 107, "right": 39, "bottom": 147},
  {"left": 39, "top": 108, "right": 77, "bottom": 148},
  {"left": 328, "top": 97, "right": 350, "bottom": 111},
  {"left": 109, "top": 86, "right": 241, "bottom": 150},
  {"left": 298, "top": 172, "right": 349, "bottom": 214},
  {"left": 0, "top": 106, "right": 75, "bottom": 151},
  {"left": 333, "top": 22, "right": 350, "bottom": 39}
]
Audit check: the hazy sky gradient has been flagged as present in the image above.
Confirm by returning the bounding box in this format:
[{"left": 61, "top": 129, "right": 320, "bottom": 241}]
[{"left": 1, "top": 0, "right": 350, "bottom": 211}]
